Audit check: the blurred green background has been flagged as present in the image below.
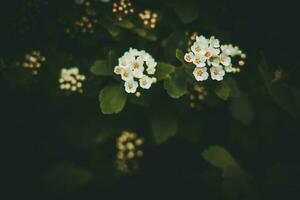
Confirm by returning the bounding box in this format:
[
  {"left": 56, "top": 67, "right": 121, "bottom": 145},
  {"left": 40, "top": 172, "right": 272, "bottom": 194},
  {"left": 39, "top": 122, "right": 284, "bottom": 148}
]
[{"left": 1, "top": 0, "right": 300, "bottom": 199}]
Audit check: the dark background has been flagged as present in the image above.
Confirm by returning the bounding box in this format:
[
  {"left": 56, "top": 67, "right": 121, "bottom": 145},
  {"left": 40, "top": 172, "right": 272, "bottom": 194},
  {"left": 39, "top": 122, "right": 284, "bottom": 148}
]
[{"left": 1, "top": 0, "right": 300, "bottom": 199}]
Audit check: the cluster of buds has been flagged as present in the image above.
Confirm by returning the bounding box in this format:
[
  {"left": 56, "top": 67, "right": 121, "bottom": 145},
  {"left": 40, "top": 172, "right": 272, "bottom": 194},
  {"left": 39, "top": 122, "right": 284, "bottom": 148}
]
[
  {"left": 21, "top": 50, "right": 46, "bottom": 75},
  {"left": 188, "top": 84, "right": 208, "bottom": 109},
  {"left": 114, "top": 48, "right": 157, "bottom": 95},
  {"left": 220, "top": 44, "right": 247, "bottom": 73},
  {"left": 184, "top": 35, "right": 246, "bottom": 81},
  {"left": 59, "top": 67, "right": 86, "bottom": 93},
  {"left": 186, "top": 32, "right": 198, "bottom": 51},
  {"left": 138, "top": 10, "right": 158, "bottom": 29},
  {"left": 116, "top": 131, "right": 144, "bottom": 173},
  {"left": 66, "top": 1, "right": 99, "bottom": 34},
  {"left": 112, "top": 0, "right": 134, "bottom": 21}
]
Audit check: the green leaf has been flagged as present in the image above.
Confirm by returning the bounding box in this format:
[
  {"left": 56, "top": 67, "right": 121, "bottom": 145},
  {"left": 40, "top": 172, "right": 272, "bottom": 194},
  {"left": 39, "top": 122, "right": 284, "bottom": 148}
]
[
  {"left": 90, "top": 60, "right": 111, "bottom": 76},
  {"left": 156, "top": 62, "right": 176, "bottom": 81},
  {"left": 229, "top": 95, "right": 254, "bottom": 125},
  {"left": 99, "top": 83, "right": 127, "bottom": 114},
  {"left": 164, "top": 69, "right": 187, "bottom": 98},
  {"left": 44, "top": 163, "right": 94, "bottom": 193},
  {"left": 214, "top": 81, "right": 231, "bottom": 100},
  {"left": 151, "top": 110, "right": 178, "bottom": 144},
  {"left": 202, "top": 145, "right": 239, "bottom": 173},
  {"left": 176, "top": 49, "right": 185, "bottom": 64}
]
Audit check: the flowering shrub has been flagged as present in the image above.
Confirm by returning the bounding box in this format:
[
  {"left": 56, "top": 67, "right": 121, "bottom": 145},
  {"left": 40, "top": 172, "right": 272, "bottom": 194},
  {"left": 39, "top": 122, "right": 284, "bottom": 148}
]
[{"left": 2, "top": 0, "right": 299, "bottom": 199}]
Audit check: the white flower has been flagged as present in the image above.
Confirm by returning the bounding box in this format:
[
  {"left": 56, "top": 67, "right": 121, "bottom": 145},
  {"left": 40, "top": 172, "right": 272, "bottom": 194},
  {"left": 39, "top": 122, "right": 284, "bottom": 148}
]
[
  {"left": 196, "top": 35, "right": 209, "bottom": 47},
  {"left": 146, "top": 57, "right": 157, "bottom": 68},
  {"left": 203, "top": 46, "right": 220, "bottom": 59},
  {"left": 193, "top": 54, "right": 206, "bottom": 67},
  {"left": 121, "top": 68, "right": 133, "bottom": 82},
  {"left": 219, "top": 53, "right": 231, "bottom": 66},
  {"left": 209, "top": 36, "right": 220, "bottom": 48},
  {"left": 139, "top": 75, "right": 153, "bottom": 89},
  {"left": 119, "top": 56, "right": 131, "bottom": 68},
  {"left": 125, "top": 80, "right": 138, "bottom": 93},
  {"left": 114, "top": 66, "right": 124, "bottom": 75},
  {"left": 184, "top": 52, "right": 194, "bottom": 63},
  {"left": 210, "top": 66, "right": 225, "bottom": 81},
  {"left": 146, "top": 66, "right": 156, "bottom": 75},
  {"left": 207, "top": 56, "right": 220, "bottom": 67},
  {"left": 133, "top": 68, "right": 144, "bottom": 79},
  {"left": 193, "top": 67, "right": 209, "bottom": 81},
  {"left": 224, "top": 64, "right": 234, "bottom": 73},
  {"left": 191, "top": 43, "right": 205, "bottom": 55}
]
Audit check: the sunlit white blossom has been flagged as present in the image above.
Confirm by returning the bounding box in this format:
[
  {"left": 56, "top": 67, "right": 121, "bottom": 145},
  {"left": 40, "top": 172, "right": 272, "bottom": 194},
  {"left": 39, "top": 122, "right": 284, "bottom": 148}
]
[
  {"left": 210, "top": 66, "right": 225, "bottom": 81},
  {"left": 193, "top": 67, "right": 209, "bottom": 81},
  {"left": 125, "top": 80, "right": 138, "bottom": 93},
  {"left": 184, "top": 34, "right": 246, "bottom": 81},
  {"left": 114, "top": 48, "right": 158, "bottom": 94}
]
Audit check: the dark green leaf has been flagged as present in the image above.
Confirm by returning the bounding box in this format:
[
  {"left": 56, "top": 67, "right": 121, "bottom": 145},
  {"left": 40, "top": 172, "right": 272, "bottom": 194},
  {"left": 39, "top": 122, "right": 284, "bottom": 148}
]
[
  {"left": 202, "top": 145, "right": 239, "bottom": 172},
  {"left": 164, "top": 69, "right": 187, "bottom": 98},
  {"left": 214, "top": 81, "right": 231, "bottom": 100},
  {"left": 176, "top": 49, "right": 185, "bottom": 64},
  {"left": 151, "top": 110, "right": 178, "bottom": 144},
  {"left": 230, "top": 95, "right": 254, "bottom": 125},
  {"left": 90, "top": 60, "right": 111, "bottom": 76},
  {"left": 99, "top": 83, "right": 127, "bottom": 114},
  {"left": 156, "top": 62, "right": 176, "bottom": 81}
]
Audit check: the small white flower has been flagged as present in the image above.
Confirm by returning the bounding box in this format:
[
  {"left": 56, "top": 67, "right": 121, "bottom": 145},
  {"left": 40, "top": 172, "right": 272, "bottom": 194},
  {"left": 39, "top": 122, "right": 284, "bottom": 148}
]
[
  {"left": 146, "top": 66, "right": 156, "bottom": 75},
  {"left": 193, "top": 67, "right": 209, "bottom": 81},
  {"left": 133, "top": 68, "right": 144, "bottom": 79},
  {"left": 207, "top": 56, "right": 220, "bottom": 67},
  {"left": 196, "top": 35, "right": 209, "bottom": 47},
  {"left": 146, "top": 58, "right": 157, "bottom": 68},
  {"left": 129, "top": 48, "right": 140, "bottom": 56},
  {"left": 224, "top": 64, "right": 234, "bottom": 73},
  {"left": 203, "top": 46, "right": 220, "bottom": 59},
  {"left": 184, "top": 52, "right": 195, "bottom": 63},
  {"left": 119, "top": 56, "right": 131, "bottom": 68},
  {"left": 114, "top": 66, "right": 124, "bottom": 75},
  {"left": 210, "top": 66, "right": 225, "bottom": 81},
  {"left": 209, "top": 36, "right": 220, "bottom": 48},
  {"left": 219, "top": 53, "right": 231, "bottom": 67},
  {"left": 193, "top": 54, "right": 206, "bottom": 67},
  {"left": 121, "top": 68, "right": 133, "bottom": 82},
  {"left": 139, "top": 75, "right": 153, "bottom": 89},
  {"left": 125, "top": 80, "right": 138, "bottom": 93},
  {"left": 191, "top": 43, "right": 205, "bottom": 55}
]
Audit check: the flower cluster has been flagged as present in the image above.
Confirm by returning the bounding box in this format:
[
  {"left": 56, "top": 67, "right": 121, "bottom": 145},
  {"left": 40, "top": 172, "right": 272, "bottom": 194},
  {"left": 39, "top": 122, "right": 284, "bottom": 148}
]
[
  {"left": 116, "top": 131, "right": 144, "bottom": 173},
  {"left": 21, "top": 50, "right": 46, "bottom": 75},
  {"left": 184, "top": 35, "right": 246, "bottom": 81},
  {"left": 112, "top": 0, "right": 134, "bottom": 21},
  {"left": 138, "top": 10, "right": 158, "bottom": 29},
  {"left": 114, "top": 48, "right": 157, "bottom": 95},
  {"left": 66, "top": 1, "right": 99, "bottom": 34},
  {"left": 188, "top": 84, "right": 208, "bottom": 109},
  {"left": 59, "top": 67, "right": 86, "bottom": 93}
]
